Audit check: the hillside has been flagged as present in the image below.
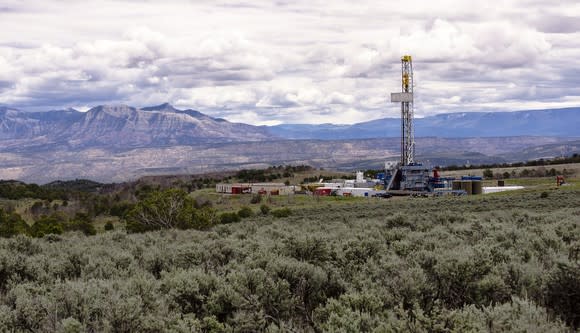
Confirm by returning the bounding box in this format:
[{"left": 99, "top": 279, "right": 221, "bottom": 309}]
[
  {"left": 0, "top": 136, "right": 576, "bottom": 183},
  {"left": 0, "top": 104, "right": 273, "bottom": 151}
]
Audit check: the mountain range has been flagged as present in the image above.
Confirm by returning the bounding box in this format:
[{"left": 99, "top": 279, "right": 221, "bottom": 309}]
[
  {"left": 268, "top": 107, "right": 580, "bottom": 139},
  {"left": 0, "top": 103, "right": 578, "bottom": 183},
  {"left": 1, "top": 104, "right": 578, "bottom": 147},
  {"left": 0, "top": 103, "right": 271, "bottom": 152}
]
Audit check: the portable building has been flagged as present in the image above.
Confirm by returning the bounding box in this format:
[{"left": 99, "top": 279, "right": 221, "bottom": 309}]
[
  {"left": 314, "top": 187, "right": 333, "bottom": 196},
  {"left": 336, "top": 187, "right": 376, "bottom": 197},
  {"left": 216, "top": 183, "right": 251, "bottom": 194},
  {"left": 251, "top": 183, "right": 295, "bottom": 195}
]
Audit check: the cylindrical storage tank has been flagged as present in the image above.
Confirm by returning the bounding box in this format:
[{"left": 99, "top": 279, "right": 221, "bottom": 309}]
[
  {"left": 498, "top": 180, "right": 505, "bottom": 187},
  {"left": 461, "top": 180, "right": 472, "bottom": 195},
  {"left": 472, "top": 181, "right": 483, "bottom": 195},
  {"left": 452, "top": 181, "right": 462, "bottom": 191}
]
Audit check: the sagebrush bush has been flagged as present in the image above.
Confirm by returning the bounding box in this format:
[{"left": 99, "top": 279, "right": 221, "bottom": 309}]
[
  {"left": 219, "top": 212, "right": 240, "bottom": 224},
  {"left": 237, "top": 206, "right": 253, "bottom": 219},
  {"left": 271, "top": 207, "right": 292, "bottom": 218},
  {"left": 260, "top": 204, "right": 270, "bottom": 215},
  {"left": 250, "top": 194, "right": 262, "bottom": 204},
  {"left": 545, "top": 263, "right": 580, "bottom": 329},
  {"left": 0, "top": 189, "right": 576, "bottom": 331}
]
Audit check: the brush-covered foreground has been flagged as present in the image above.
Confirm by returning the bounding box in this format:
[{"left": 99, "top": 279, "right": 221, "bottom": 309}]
[{"left": 0, "top": 189, "right": 579, "bottom": 332}]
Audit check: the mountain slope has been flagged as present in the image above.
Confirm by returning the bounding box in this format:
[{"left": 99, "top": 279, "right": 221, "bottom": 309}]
[
  {"left": 267, "top": 107, "right": 580, "bottom": 139},
  {"left": 0, "top": 104, "right": 274, "bottom": 151},
  {"left": 0, "top": 107, "right": 83, "bottom": 140}
]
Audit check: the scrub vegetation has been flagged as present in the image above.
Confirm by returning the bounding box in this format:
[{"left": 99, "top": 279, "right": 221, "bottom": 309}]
[{"left": 0, "top": 176, "right": 578, "bottom": 332}]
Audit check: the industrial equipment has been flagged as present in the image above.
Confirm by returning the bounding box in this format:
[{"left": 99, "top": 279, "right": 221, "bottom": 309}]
[
  {"left": 379, "top": 55, "right": 485, "bottom": 196},
  {"left": 386, "top": 55, "right": 432, "bottom": 193}
]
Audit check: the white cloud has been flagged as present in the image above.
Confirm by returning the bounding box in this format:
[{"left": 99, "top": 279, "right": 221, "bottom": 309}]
[
  {"left": 0, "top": 0, "right": 579, "bottom": 123},
  {"left": 176, "top": 86, "right": 257, "bottom": 108}
]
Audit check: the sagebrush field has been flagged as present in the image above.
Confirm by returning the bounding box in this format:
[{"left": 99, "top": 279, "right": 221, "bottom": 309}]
[{"left": 0, "top": 182, "right": 578, "bottom": 332}]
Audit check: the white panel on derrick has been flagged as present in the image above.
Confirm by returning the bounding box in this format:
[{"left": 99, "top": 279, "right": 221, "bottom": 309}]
[{"left": 390, "top": 92, "right": 413, "bottom": 102}]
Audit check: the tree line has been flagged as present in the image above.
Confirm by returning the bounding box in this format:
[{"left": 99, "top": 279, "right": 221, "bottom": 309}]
[{"left": 442, "top": 153, "right": 580, "bottom": 172}]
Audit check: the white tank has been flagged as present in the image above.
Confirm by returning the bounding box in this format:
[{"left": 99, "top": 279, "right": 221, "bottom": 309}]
[{"left": 356, "top": 171, "right": 364, "bottom": 183}]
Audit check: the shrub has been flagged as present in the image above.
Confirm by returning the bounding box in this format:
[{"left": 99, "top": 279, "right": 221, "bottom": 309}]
[
  {"left": 268, "top": 257, "right": 343, "bottom": 320},
  {"left": 313, "top": 292, "right": 384, "bottom": 332},
  {"left": 0, "top": 209, "right": 29, "bottom": 238},
  {"left": 0, "top": 184, "right": 577, "bottom": 332},
  {"left": 250, "top": 194, "right": 262, "bottom": 204},
  {"left": 386, "top": 214, "right": 413, "bottom": 228},
  {"left": 271, "top": 208, "right": 292, "bottom": 218},
  {"left": 109, "top": 201, "right": 134, "bottom": 218},
  {"left": 483, "top": 168, "right": 494, "bottom": 179},
  {"left": 452, "top": 298, "right": 569, "bottom": 332},
  {"left": 60, "top": 317, "right": 85, "bottom": 333},
  {"left": 191, "top": 207, "right": 219, "bottom": 230},
  {"left": 104, "top": 221, "right": 114, "bottom": 231},
  {"left": 260, "top": 204, "right": 270, "bottom": 215},
  {"left": 283, "top": 236, "right": 329, "bottom": 264},
  {"left": 219, "top": 212, "right": 240, "bottom": 224},
  {"left": 229, "top": 268, "right": 295, "bottom": 329},
  {"left": 424, "top": 254, "right": 498, "bottom": 308},
  {"left": 161, "top": 269, "right": 219, "bottom": 315},
  {"left": 66, "top": 213, "right": 96, "bottom": 236},
  {"left": 545, "top": 263, "right": 580, "bottom": 329},
  {"left": 540, "top": 192, "right": 549, "bottom": 199},
  {"left": 30, "top": 214, "right": 65, "bottom": 238},
  {"left": 237, "top": 206, "right": 253, "bottom": 219}
]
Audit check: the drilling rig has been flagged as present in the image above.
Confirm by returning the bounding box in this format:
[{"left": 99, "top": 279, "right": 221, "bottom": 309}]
[{"left": 385, "top": 55, "right": 432, "bottom": 192}]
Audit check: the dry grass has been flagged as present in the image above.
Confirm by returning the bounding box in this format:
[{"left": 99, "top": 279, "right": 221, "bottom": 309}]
[{"left": 440, "top": 162, "right": 580, "bottom": 179}]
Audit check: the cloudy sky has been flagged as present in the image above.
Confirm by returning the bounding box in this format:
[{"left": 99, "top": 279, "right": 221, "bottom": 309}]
[{"left": 1, "top": 0, "right": 579, "bottom": 124}]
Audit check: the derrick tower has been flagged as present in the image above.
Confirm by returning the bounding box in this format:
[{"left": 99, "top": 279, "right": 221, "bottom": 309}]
[
  {"left": 390, "top": 55, "right": 415, "bottom": 166},
  {"left": 385, "top": 55, "right": 431, "bottom": 193}
]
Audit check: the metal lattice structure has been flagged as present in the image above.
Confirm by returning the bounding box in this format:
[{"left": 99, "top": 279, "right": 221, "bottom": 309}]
[
  {"left": 385, "top": 56, "right": 443, "bottom": 193},
  {"left": 390, "top": 55, "right": 415, "bottom": 166}
]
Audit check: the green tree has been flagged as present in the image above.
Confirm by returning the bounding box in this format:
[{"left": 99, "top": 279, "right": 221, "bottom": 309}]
[
  {"left": 0, "top": 209, "right": 29, "bottom": 237},
  {"left": 109, "top": 201, "right": 134, "bottom": 218},
  {"left": 66, "top": 213, "right": 96, "bottom": 236},
  {"left": 126, "top": 189, "right": 215, "bottom": 232},
  {"left": 126, "top": 189, "right": 193, "bottom": 232},
  {"left": 483, "top": 169, "right": 494, "bottom": 179},
  {"left": 30, "top": 214, "right": 65, "bottom": 238}
]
